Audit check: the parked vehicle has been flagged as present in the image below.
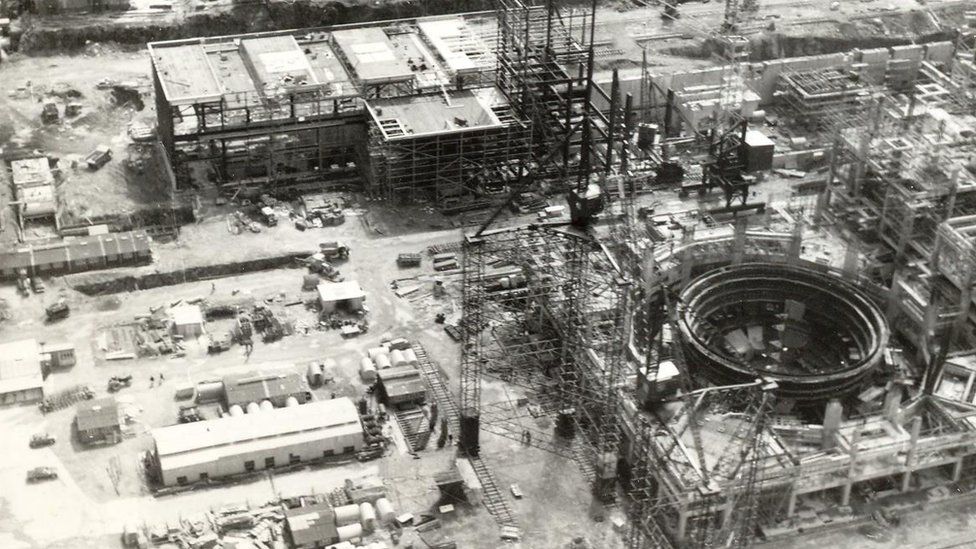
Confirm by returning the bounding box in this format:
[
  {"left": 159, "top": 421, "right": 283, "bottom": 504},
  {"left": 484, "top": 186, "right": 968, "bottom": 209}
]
[
  {"left": 260, "top": 206, "right": 277, "bottom": 226},
  {"left": 31, "top": 277, "right": 45, "bottom": 293},
  {"left": 84, "top": 146, "right": 112, "bottom": 171},
  {"left": 29, "top": 433, "right": 56, "bottom": 448},
  {"left": 27, "top": 467, "right": 58, "bottom": 482},
  {"left": 319, "top": 241, "right": 350, "bottom": 260},
  {"left": 45, "top": 300, "right": 70, "bottom": 321},
  {"left": 397, "top": 253, "right": 421, "bottom": 268},
  {"left": 107, "top": 374, "right": 133, "bottom": 392},
  {"left": 207, "top": 332, "right": 233, "bottom": 354}
]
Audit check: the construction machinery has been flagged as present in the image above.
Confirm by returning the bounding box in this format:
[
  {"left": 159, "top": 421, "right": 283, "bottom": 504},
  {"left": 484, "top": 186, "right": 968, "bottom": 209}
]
[
  {"left": 27, "top": 467, "right": 58, "bottom": 483},
  {"left": 45, "top": 300, "right": 70, "bottom": 321},
  {"left": 29, "top": 433, "right": 56, "bottom": 448},
  {"left": 107, "top": 374, "right": 133, "bottom": 393}
]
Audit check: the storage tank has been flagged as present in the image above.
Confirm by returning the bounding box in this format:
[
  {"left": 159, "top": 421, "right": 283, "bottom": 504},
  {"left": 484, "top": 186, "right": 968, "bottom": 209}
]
[
  {"left": 367, "top": 347, "right": 387, "bottom": 360},
  {"left": 374, "top": 353, "right": 391, "bottom": 370},
  {"left": 334, "top": 504, "right": 361, "bottom": 527},
  {"left": 228, "top": 404, "right": 245, "bottom": 417},
  {"left": 375, "top": 497, "right": 395, "bottom": 523},
  {"left": 402, "top": 348, "right": 418, "bottom": 366},
  {"left": 246, "top": 402, "right": 261, "bottom": 414},
  {"left": 260, "top": 399, "right": 274, "bottom": 411},
  {"left": 336, "top": 523, "right": 363, "bottom": 542},
  {"left": 360, "top": 502, "right": 376, "bottom": 533},
  {"left": 285, "top": 396, "right": 299, "bottom": 407},
  {"left": 360, "top": 357, "right": 377, "bottom": 383},
  {"left": 390, "top": 349, "right": 407, "bottom": 367},
  {"left": 196, "top": 381, "right": 224, "bottom": 403}
]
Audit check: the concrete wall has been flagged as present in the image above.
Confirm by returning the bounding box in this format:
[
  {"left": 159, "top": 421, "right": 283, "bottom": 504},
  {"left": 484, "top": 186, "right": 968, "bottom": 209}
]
[
  {"left": 594, "top": 41, "right": 956, "bottom": 117},
  {"left": 159, "top": 429, "right": 363, "bottom": 486}
]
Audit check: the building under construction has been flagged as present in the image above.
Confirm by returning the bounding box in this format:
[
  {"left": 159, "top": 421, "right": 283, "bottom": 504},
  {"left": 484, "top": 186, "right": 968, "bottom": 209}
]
[
  {"left": 451, "top": 4, "right": 976, "bottom": 549},
  {"left": 149, "top": 15, "right": 531, "bottom": 204}
]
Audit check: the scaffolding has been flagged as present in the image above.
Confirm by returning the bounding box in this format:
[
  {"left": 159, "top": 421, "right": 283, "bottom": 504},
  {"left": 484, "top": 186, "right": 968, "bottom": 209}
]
[{"left": 458, "top": 224, "right": 631, "bottom": 503}]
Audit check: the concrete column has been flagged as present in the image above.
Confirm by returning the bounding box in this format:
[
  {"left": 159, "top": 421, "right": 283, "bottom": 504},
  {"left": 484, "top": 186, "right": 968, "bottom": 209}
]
[
  {"left": 841, "top": 483, "right": 853, "bottom": 506},
  {"left": 902, "top": 416, "right": 922, "bottom": 492},
  {"left": 823, "top": 399, "right": 843, "bottom": 450},
  {"left": 953, "top": 458, "right": 964, "bottom": 482},
  {"left": 883, "top": 384, "right": 902, "bottom": 422},
  {"left": 786, "top": 490, "right": 798, "bottom": 518},
  {"left": 676, "top": 507, "right": 689, "bottom": 541}
]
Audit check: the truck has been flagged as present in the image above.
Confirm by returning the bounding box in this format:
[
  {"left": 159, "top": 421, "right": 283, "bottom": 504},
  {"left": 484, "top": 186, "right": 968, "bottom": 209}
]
[
  {"left": 29, "top": 433, "right": 56, "bottom": 448},
  {"left": 85, "top": 146, "right": 112, "bottom": 171},
  {"left": 45, "top": 300, "right": 70, "bottom": 321},
  {"left": 397, "top": 253, "right": 422, "bottom": 268},
  {"left": 319, "top": 241, "right": 350, "bottom": 260},
  {"left": 260, "top": 206, "right": 277, "bottom": 226}
]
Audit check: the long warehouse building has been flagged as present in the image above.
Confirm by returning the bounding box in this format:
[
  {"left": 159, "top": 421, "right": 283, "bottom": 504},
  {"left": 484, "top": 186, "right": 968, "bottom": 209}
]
[{"left": 151, "top": 397, "right": 364, "bottom": 486}]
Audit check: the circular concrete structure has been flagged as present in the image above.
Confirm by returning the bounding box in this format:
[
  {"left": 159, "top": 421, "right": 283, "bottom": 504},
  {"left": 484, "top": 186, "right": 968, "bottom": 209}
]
[{"left": 677, "top": 263, "right": 889, "bottom": 400}]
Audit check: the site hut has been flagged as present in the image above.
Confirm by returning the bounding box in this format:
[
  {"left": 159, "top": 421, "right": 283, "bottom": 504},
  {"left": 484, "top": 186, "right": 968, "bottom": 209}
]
[
  {"left": 169, "top": 304, "right": 205, "bottom": 339},
  {"left": 317, "top": 281, "right": 366, "bottom": 314},
  {"left": 222, "top": 370, "right": 311, "bottom": 410},
  {"left": 9, "top": 157, "right": 57, "bottom": 229},
  {"left": 0, "top": 230, "right": 152, "bottom": 279},
  {"left": 75, "top": 397, "right": 123, "bottom": 445},
  {"left": 0, "top": 339, "right": 45, "bottom": 405},
  {"left": 39, "top": 342, "right": 76, "bottom": 369},
  {"left": 150, "top": 397, "right": 364, "bottom": 486},
  {"left": 375, "top": 366, "right": 426, "bottom": 408},
  {"left": 284, "top": 502, "right": 340, "bottom": 549}
]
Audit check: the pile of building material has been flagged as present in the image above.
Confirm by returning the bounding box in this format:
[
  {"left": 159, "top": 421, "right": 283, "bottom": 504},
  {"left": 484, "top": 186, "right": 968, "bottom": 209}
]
[{"left": 39, "top": 384, "right": 94, "bottom": 413}]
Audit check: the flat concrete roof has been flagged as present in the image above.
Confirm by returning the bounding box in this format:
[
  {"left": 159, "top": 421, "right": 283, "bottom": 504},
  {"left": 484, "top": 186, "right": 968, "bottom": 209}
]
[
  {"left": 332, "top": 27, "right": 414, "bottom": 85},
  {"left": 150, "top": 43, "right": 223, "bottom": 106},
  {"left": 150, "top": 34, "right": 355, "bottom": 106},
  {"left": 0, "top": 339, "right": 43, "bottom": 395},
  {"left": 418, "top": 18, "right": 492, "bottom": 75},
  {"left": 317, "top": 280, "right": 366, "bottom": 302},
  {"left": 366, "top": 87, "right": 505, "bottom": 139}
]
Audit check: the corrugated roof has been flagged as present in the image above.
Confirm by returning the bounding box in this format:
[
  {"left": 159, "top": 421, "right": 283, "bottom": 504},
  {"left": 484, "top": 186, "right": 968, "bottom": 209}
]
[
  {"left": 223, "top": 370, "right": 306, "bottom": 407},
  {"left": 0, "top": 230, "right": 151, "bottom": 274},
  {"left": 153, "top": 397, "right": 361, "bottom": 457},
  {"left": 171, "top": 304, "right": 204, "bottom": 326},
  {"left": 76, "top": 397, "right": 120, "bottom": 431},
  {"left": 285, "top": 502, "right": 338, "bottom": 546}
]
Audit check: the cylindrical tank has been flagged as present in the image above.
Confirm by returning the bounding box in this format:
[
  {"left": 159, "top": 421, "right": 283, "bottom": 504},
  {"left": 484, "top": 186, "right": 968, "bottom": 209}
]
[
  {"left": 637, "top": 122, "right": 659, "bottom": 150},
  {"left": 375, "top": 497, "right": 395, "bottom": 523},
  {"left": 334, "top": 504, "right": 361, "bottom": 527},
  {"left": 402, "top": 348, "right": 418, "bottom": 366},
  {"left": 260, "top": 399, "right": 274, "bottom": 411},
  {"left": 228, "top": 404, "right": 245, "bottom": 417},
  {"left": 374, "top": 353, "right": 391, "bottom": 370},
  {"left": 246, "top": 402, "right": 261, "bottom": 414},
  {"left": 336, "top": 523, "right": 362, "bottom": 542},
  {"left": 367, "top": 347, "right": 387, "bottom": 360},
  {"left": 360, "top": 502, "right": 376, "bottom": 533},
  {"left": 196, "top": 381, "right": 224, "bottom": 403},
  {"left": 390, "top": 349, "right": 407, "bottom": 367},
  {"left": 285, "top": 396, "right": 299, "bottom": 407},
  {"left": 360, "top": 357, "right": 377, "bottom": 383}
]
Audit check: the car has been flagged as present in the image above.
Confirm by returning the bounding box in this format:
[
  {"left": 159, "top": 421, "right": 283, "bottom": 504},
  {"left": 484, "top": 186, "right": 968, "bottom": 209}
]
[
  {"left": 26, "top": 466, "right": 58, "bottom": 482},
  {"left": 31, "top": 278, "right": 45, "bottom": 293},
  {"left": 29, "top": 433, "right": 56, "bottom": 448},
  {"left": 45, "top": 300, "right": 70, "bottom": 321}
]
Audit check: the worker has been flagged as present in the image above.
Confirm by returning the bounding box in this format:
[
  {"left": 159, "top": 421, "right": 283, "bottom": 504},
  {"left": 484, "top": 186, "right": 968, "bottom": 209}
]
[
  {"left": 211, "top": 282, "right": 216, "bottom": 294},
  {"left": 159, "top": 373, "right": 164, "bottom": 383},
  {"left": 149, "top": 375, "right": 155, "bottom": 387},
  {"left": 525, "top": 430, "right": 532, "bottom": 446}
]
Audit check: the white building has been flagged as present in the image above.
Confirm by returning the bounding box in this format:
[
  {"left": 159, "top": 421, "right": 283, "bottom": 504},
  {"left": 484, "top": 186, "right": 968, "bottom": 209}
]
[
  {"left": 152, "top": 397, "right": 364, "bottom": 486},
  {"left": 170, "top": 304, "right": 205, "bottom": 338},
  {"left": 0, "top": 339, "right": 45, "bottom": 404},
  {"left": 317, "top": 281, "right": 366, "bottom": 314}
]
